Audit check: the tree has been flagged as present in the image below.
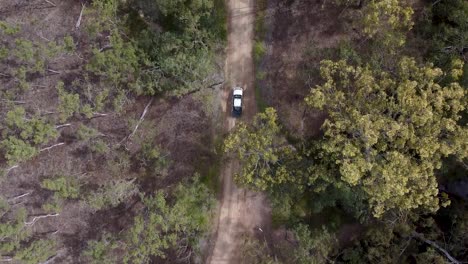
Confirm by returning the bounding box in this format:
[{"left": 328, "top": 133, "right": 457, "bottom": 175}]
[
  {"left": 239, "top": 235, "right": 278, "bottom": 264},
  {"left": 0, "top": 199, "right": 29, "bottom": 255},
  {"left": 1, "top": 107, "right": 57, "bottom": 164},
  {"left": 56, "top": 81, "right": 80, "bottom": 122},
  {"left": 124, "top": 192, "right": 177, "bottom": 263},
  {"left": 137, "top": 143, "right": 168, "bottom": 175},
  {"left": 85, "top": 179, "right": 139, "bottom": 212},
  {"left": 305, "top": 57, "right": 467, "bottom": 217},
  {"left": 1, "top": 136, "right": 38, "bottom": 165},
  {"left": 14, "top": 239, "right": 56, "bottom": 264},
  {"left": 292, "top": 225, "right": 338, "bottom": 264},
  {"left": 123, "top": 176, "right": 215, "bottom": 263},
  {"left": 224, "top": 108, "right": 303, "bottom": 191},
  {"left": 82, "top": 234, "right": 117, "bottom": 264},
  {"left": 41, "top": 176, "right": 81, "bottom": 199},
  {"left": 419, "top": 0, "right": 468, "bottom": 85},
  {"left": 361, "top": 0, "right": 414, "bottom": 48}
]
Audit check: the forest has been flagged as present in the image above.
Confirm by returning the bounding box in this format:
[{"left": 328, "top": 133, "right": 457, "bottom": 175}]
[{"left": 0, "top": 0, "right": 466, "bottom": 263}]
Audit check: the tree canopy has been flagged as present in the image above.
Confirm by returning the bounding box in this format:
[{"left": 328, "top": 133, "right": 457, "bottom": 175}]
[
  {"left": 224, "top": 108, "right": 303, "bottom": 191},
  {"left": 305, "top": 57, "right": 467, "bottom": 217}
]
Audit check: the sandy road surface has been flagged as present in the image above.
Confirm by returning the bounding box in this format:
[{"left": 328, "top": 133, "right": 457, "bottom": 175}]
[{"left": 207, "top": 0, "right": 271, "bottom": 263}]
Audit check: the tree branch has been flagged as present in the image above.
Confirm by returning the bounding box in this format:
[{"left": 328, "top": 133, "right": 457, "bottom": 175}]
[
  {"left": 120, "top": 97, "right": 154, "bottom": 144},
  {"left": 75, "top": 4, "right": 86, "bottom": 29},
  {"left": 39, "top": 142, "right": 65, "bottom": 152},
  {"left": 6, "top": 165, "right": 18, "bottom": 173},
  {"left": 47, "top": 69, "right": 61, "bottom": 75},
  {"left": 412, "top": 232, "right": 460, "bottom": 264},
  {"left": 25, "top": 213, "right": 59, "bottom": 226},
  {"left": 44, "top": 0, "right": 56, "bottom": 7},
  {"left": 1, "top": 99, "right": 26, "bottom": 104},
  {"left": 7, "top": 192, "right": 31, "bottom": 202},
  {"left": 55, "top": 124, "right": 71, "bottom": 129}
]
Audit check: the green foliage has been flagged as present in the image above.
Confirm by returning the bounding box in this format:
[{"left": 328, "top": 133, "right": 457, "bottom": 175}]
[
  {"left": 419, "top": 0, "right": 468, "bottom": 84},
  {"left": 240, "top": 235, "right": 278, "bottom": 264},
  {"left": 340, "top": 225, "right": 402, "bottom": 263},
  {"left": 1, "top": 107, "right": 57, "bottom": 164},
  {"left": 14, "top": 239, "right": 56, "bottom": 264},
  {"left": 124, "top": 193, "right": 177, "bottom": 263},
  {"left": 292, "top": 225, "right": 338, "bottom": 264},
  {"left": 134, "top": 30, "right": 216, "bottom": 96},
  {"left": 1, "top": 136, "right": 38, "bottom": 165},
  {"left": 63, "top": 35, "right": 76, "bottom": 53},
  {"left": 137, "top": 143, "right": 168, "bottom": 175},
  {"left": 76, "top": 124, "right": 100, "bottom": 141},
  {"left": 42, "top": 197, "right": 62, "bottom": 213},
  {"left": 360, "top": 0, "right": 414, "bottom": 49},
  {"left": 41, "top": 176, "right": 80, "bottom": 199},
  {"left": 0, "top": 201, "right": 53, "bottom": 263},
  {"left": 56, "top": 81, "right": 80, "bottom": 122},
  {"left": 138, "top": 0, "right": 214, "bottom": 33},
  {"left": 86, "top": 30, "right": 140, "bottom": 89},
  {"left": 305, "top": 58, "right": 467, "bottom": 217},
  {"left": 124, "top": 176, "right": 215, "bottom": 263},
  {"left": 254, "top": 40, "right": 266, "bottom": 63},
  {"left": 82, "top": 234, "right": 117, "bottom": 264},
  {"left": 86, "top": 179, "right": 139, "bottom": 211},
  {"left": 270, "top": 192, "right": 294, "bottom": 226},
  {"left": 0, "top": 21, "right": 20, "bottom": 35},
  {"left": 0, "top": 202, "right": 29, "bottom": 255},
  {"left": 224, "top": 108, "right": 302, "bottom": 190},
  {"left": 4, "top": 107, "right": 57, "bottom": 145},
  {"left": 90, "top": 139, "right": 110, "bottom": 154}
]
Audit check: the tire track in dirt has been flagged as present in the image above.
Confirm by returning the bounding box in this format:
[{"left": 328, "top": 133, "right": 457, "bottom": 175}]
[{"left": 207, "top": 0, "right": 271, "bottom": 263}]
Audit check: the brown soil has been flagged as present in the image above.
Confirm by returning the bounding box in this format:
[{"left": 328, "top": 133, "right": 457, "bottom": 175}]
[{"left": 207, "top": 0, "right": 271, "bottom": 263}]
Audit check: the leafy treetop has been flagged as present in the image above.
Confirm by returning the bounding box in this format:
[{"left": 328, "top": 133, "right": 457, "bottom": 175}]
[{"left": 305, "top": 57, "right": 467, "bottom": 217}]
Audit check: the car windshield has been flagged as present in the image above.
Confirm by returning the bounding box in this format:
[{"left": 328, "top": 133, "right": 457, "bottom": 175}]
[{"left": 233, "top": 98, "right": 242, "bottom": 108}]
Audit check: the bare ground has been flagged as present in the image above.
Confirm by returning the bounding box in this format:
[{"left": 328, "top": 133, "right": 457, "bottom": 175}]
[
  {"left": 207, "top": 0, "right": 271, "bottom": 263},
  {"left": 259, "top": 0, "right": 351, "bottom": 138}
]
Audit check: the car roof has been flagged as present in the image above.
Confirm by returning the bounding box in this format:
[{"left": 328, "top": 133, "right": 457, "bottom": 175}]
[
  {"left": 233, "top": 98, "right": 242, "bottom": 107},
  {"left": 233, "top": 87, "right": 243, "bottom": 96}
]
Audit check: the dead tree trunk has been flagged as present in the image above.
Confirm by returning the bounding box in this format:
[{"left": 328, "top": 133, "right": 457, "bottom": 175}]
[
  {"left": 412, "top": 232, "right": 460, "bottom": 264},
  {"left": 120, "top": 97, "right": 154, "bottom": 144}
]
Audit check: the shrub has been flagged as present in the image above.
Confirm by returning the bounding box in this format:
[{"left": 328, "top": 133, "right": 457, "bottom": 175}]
[{"left": 41, "top": 176, "right": 80, "bottom": 199}]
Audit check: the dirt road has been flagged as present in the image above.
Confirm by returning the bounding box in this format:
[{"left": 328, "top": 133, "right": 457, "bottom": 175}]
[{"left": 207, "top": 0, "right": 271, "bottom": 263}]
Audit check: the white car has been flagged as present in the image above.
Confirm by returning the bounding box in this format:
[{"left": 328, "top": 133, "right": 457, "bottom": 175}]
[{"left": 232, "top": 87, "right": 243, "bottom": 116}]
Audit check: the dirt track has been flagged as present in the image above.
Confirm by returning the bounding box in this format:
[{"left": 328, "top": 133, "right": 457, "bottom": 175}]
[{"left": 207, "top": 0, "right": 271, "bottom": 263}]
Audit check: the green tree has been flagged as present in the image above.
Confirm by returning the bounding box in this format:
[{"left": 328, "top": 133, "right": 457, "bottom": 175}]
[
  {"left": 305, "top": 58, "right": 467, "bottom": 217},
  {"left": 292, "top": 225, "right": 338, "bottom": 264},
  {"left": 419, "top": 0, "right": 468, "bottom": 85},
  {"left": 86, "top": 29, "right": 140, "bottom": 89},
  {"left": 361, "top": 0, "right": 414, "bottom": 48},
  {"left": 56, "top": 81, "right": 80, "bottom": 122},
  {"left": 224, "top": 108, "right": 302, "bottom": 190},
  {"left": 4, "top": 107, "right": 57, "bottom": 145},
  {"left": 82, "top": 234, "right": 117, "bottom": 264},
  {"left": 137, "top": 143, "right": 168, "bottom": 175},
  {"left": 41, "top": 176, "right": 80, "bottom": 199},
  {"left": 0, "top": 199, "right": 29, "bottom": 255},
  {"left": 1, "top": 107, "right": 57, "bottom": 164},
  {"left": 85, "top": 179, "right": 139, "bottom": 211},
  {"left": 124, "top": 176, "right": 215, "bottom": 263},
  {"left": 124, "top": 192, "right": 177, "bottom": 263},
  {"left": 240, "top": 235, "right": 278, "bottom": 264},
  {"left": 1, "top": 137, "right": 38, "bottom": 165},
  {"left": 14, "top": 239, "right": 56, "bottom": 264}
]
